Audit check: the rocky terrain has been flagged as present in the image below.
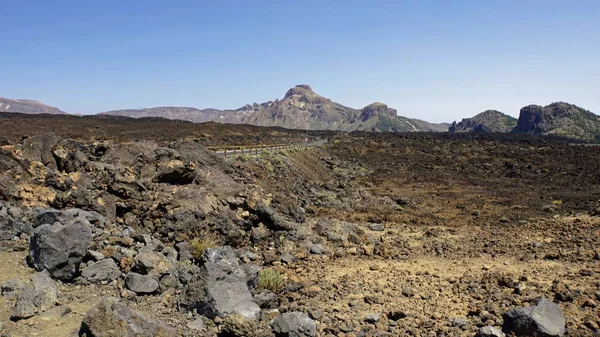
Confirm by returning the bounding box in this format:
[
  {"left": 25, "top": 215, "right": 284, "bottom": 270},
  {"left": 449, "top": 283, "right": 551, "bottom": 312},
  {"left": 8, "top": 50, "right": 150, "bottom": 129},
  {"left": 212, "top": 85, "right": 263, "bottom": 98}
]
[
  {"left": 0, "top": 98, "right": 67, "bottom": 115},
  {"left": 449, "top": 110, "right": 517, "bottom": 133},
  {"left": 100, "top": 85, "right": 449, "bottom": 133},
  {"left": 512, "top": 102, "right": 600, "bottom": 142},
  {"left": 0, "top": 115, "right": 599, "bottom": 337}
]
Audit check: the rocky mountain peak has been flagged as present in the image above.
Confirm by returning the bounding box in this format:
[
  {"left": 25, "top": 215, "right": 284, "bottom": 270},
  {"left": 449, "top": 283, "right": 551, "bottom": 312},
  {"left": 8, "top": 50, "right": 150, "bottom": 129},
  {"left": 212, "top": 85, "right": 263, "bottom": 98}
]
[
  {"left": 284, "top": 85, "right": 315, "bottom": 99},
  {"left": 360, "top": 102, "right": 397, "bottom": 121}
]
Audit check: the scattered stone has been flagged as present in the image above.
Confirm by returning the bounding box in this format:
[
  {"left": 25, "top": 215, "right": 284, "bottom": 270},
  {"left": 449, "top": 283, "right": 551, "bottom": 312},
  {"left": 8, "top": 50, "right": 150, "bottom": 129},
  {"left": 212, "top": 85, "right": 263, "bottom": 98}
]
[
  {"left": 1, "top": 278, "right": 27, "bottom": 298},
  {"left": 82, "top": 259, "right": 121, "bottom": 283},
  {"left": 32, "top": 271, "right": 57, "bottom": 311},
  {"left": 29, "top": 219, "right": 92, "bottom": 281},
  {"left": 369, "top": 223, "right": 385, "bottom": 231},
  {"left": 451, "top": 317, "right": 468, "bottom": 328},
  {"left": 280, "top": 252, "right": 297, "bottom": 264},
  {"left": 365, "top": 313, "right": 381, "bottom": 324},
  {"left": 254, "top": 291, "right": 279, "bottom": 309},
  {"left": 502, "top": 297, "right": 565, "bottom": 336},
  {"left": 133, "top": 250, "right": 174, "bottom": 277},
  {"left": 309, "top": 244, "right": 324, "bottom": 255},
  {"left": 221, "top": 314, "right": 259, "bottom": 337},
  {"left": 477, "top": 326, "right": 506, "bottom": 337},
  {"left": 187, "top": 317, "right": 206, "bottom": 332},
  {"left": 78, "top": 297, "right": 176, "bottom": 337},
  {"left": 39, "top": 305, "right": 71, "bottom": 319},
  {"left": 271, "top": 312, "right": 317, "bottom": 337},
  {"left": 125, "top": 273, "right": 159, "bottom": 294},
  {"left": 175, "top": 242, "right": 193, "bottom": 262},
  {"left": 86, "top": 250, "right": 105, "bottom": 262},
  {"left": 12, "top": 287, "right": 41, "bottom": 320},
  {"left": 402, "top": 286, "right": 415, "bottom": 297}
]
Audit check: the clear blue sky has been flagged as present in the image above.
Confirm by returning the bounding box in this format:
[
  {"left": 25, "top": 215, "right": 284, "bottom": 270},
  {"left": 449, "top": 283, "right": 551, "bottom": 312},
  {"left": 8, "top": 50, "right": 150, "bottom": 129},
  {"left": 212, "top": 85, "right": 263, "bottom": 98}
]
[{"left": 2, "top": 0, "right": 598, "bottom": 122}]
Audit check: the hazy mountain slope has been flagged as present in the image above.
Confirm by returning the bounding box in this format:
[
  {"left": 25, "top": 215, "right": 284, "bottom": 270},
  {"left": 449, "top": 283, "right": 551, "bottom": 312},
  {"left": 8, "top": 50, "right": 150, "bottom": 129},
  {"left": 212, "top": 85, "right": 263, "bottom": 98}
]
[
  {"left": 0, "top": 97, "right": 67, "bottom": 114},
  {"left": 100, "top": 85, "right": 447, "bottom": 132},
  {"left": 512, "top": 102, "right": 600, "bottom": 141},
  {"left": 99, "top": 107, "right": 225, "bottom": 123},
  {"left": 449, "top": 110, "right": 517, "bottom": 133}
]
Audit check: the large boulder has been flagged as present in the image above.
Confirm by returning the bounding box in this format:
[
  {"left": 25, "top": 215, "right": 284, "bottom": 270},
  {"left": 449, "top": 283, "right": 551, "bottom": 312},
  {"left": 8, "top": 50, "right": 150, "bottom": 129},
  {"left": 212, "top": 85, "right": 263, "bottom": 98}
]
[
  {"left": 78, "top": 297, "right": 176, "bottom": 337},
  {"left": 183, "top": 246, "right": 260, "bottom": 319},
  {"left": 502, "top": 298, "right": 565, "bottom": 337},
  {"left": 29, "top": 219, "right": 92, "bottom": 281},
  {"left": 270, "top": 312, "right": 317, "bottom": 337}
]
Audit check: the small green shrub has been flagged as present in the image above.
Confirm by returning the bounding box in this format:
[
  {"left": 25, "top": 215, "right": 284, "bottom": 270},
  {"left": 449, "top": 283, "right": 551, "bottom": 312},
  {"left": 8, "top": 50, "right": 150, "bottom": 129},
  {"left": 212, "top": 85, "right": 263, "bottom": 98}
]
[
  {"left": 190, "top": 235, "right": 218, "bottom": 259},
  {"left": 258, "top": 269, "right": 284, "bottom": 292}
]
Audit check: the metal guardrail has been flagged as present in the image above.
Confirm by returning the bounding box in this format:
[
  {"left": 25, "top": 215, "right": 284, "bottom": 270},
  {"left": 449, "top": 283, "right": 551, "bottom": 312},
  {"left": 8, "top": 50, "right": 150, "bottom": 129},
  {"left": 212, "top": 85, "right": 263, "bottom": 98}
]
[{"left": 207, "top": 141, "right": 325, "bottom": 158}]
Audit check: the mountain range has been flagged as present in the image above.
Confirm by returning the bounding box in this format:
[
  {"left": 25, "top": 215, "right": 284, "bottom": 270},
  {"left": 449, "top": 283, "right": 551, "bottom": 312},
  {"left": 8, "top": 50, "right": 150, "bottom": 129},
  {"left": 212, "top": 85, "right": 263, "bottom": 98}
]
[
  {"left": 2, "top": 85, "right": 599, "bottom": 141},
  {"left": 100, "top": 85, "right": 449, "bottom": 132}
]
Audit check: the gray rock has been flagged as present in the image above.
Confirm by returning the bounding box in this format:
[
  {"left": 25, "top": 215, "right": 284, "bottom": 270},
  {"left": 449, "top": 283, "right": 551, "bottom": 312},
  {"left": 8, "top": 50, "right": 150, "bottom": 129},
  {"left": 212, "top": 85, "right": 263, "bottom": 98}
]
[
  {"left": 187, "top": 317, "right": 206, "bottom": 332},
  {"left": 369, "top": 223, "right": 385, "bottom": 231},
  {"left": 12, "top": 287, "right": 41, "bottom": 320},
  {"left": 133, "top": 250, "right": 174, "bottom": 277},
  {"left": 175, "top": 242, "right": 193, "bottom": 262},
  {"left": 82, "top": 259, "right": 121, "bottom": 283},
  {"left": 184, "top": 246, "right": 260, "bottom": 319},
  {"left": 40, "top": 305, "right": 71, "bottom": 319},
  {"left": 309, "top": 244, "right": 324, "bottom": 255},
  {"left": 8, "top": 207, "right": 23, "bottom": 219},
  {"left": 280, "top": 252, "right": 297, "bottom": 264},
  {"left": 477, "top": 326, "right": 506, "bottom": 337},
  {"left": 1, "top": 278, "right": 27, "bottom": 298},
  {"left": 125, "top": 273, "right": 159, "bottom": 294},
  {"left": 451, "top": 317, "right": 468, "bottom": 328},
  {"left": 365, "top": 313, "right": 381, "bottom": 323},
  {"left": 242, "top": 263, "right": 261, "bottom": 294},
  {"left": 86, "top": 250, "right": 105, "bottom": 262},
  {"left": 502, "top": 297, "right": 565, "bottom": 337},
  {"left": 254, "top": 291, "right": 279, "bottom": 309},
  {"left": 78, "top": 297, "right": 176, "bottom": 337},
  {"left": 270, "top": 312, "right": 317, "bottom": 337},
  {"left": 32, "top": 271, "right": 57, "bottom": 311},
  {"left": 29, "top": 219, "right": 92, "bottom": 281}
]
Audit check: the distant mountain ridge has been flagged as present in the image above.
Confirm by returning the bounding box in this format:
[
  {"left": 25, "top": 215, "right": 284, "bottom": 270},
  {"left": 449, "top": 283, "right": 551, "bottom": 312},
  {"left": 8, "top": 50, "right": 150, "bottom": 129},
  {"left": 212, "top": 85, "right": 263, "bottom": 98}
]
[
  {"left": 3, "top": 89, "right": 598, "bottom": 140},
  {"left": 449, "top": 110, "right": 517, "bottom": 133},
  {"left": 0, "top": 97, "right": 67, "bottom": 115},
  {"left": 101, "top": 85, "right": 449, "bottom": 132}
]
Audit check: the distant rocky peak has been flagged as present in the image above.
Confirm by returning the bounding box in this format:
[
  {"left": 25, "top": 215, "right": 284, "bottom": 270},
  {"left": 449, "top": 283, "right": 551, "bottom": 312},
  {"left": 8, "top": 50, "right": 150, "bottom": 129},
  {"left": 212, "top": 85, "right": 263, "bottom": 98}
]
[
  {"left": 284, "top": 85, "right": 315, "bottom": 99},
  {"left": 360, "top": 102, "right": 397, "bottom": 121}
]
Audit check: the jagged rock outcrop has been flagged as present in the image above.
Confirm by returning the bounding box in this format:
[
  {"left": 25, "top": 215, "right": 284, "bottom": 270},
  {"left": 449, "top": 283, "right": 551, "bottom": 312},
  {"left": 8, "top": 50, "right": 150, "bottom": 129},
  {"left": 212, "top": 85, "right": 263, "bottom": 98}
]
[{"left": 512, "top": 102, "right": 600, "bottom": 141}]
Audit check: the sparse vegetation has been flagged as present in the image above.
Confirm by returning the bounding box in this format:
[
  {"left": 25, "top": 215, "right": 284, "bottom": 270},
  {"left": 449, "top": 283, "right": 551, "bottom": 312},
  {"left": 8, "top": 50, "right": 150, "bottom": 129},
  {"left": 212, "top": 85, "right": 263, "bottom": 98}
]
[
  {"left": 190, "top": 235, "right": 218, "bottom": 259},
  {"left": 258, "top": 269, "right": 284, "bottom": 292}
]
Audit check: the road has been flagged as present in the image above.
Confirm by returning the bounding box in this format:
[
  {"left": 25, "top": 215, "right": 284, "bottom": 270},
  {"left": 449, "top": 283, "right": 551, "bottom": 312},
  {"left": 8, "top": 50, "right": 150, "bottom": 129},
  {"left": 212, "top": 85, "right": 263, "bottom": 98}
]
[{"left": 211, "top": 141, "right": 326, "bottom": 159}]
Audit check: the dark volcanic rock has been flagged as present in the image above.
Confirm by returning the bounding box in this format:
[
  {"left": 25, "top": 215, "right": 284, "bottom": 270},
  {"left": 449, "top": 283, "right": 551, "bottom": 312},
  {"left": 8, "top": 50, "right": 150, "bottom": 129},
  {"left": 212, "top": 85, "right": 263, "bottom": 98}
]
[
  {"left": 29, "top": 219, "right": 92, "bottom": 281},
  {"left": 182, "top": 246, "right": 260, "bottom": 319},
  {"left": 502, "top": 298, "right": 565, "bottom": 336}
]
